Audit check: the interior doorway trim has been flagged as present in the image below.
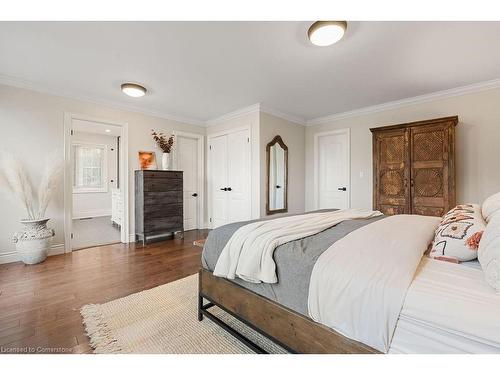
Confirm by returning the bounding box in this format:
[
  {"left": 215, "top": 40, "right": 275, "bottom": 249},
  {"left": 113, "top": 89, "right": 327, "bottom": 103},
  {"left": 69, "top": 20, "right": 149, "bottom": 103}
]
[
  {"left": 313, "top": 128, "right": 351, "bottom": 210},
  {"left": 172, "top": 130, "right": 205, "bottom": 230},
  {"left": 63, "top": 112, "right": 130, "bottom": 252}
]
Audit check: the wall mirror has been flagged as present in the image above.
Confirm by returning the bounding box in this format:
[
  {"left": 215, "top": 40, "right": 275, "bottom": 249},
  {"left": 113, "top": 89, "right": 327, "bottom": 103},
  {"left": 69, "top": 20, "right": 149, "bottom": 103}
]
[{"left": 266, "top": 135, "right": 288, "bottom": 215}]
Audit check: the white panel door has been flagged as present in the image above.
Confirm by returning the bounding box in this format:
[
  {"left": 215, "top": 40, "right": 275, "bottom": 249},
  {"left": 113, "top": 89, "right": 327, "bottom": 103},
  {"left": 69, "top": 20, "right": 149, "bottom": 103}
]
[
  {"left": 177, "top": 135, "right": 198, "bottom": 230},
  {"left": 227, "top": 129, "right": 251, "bottom": 223},
  {"left": 210, "top": 135, "right": 229, "bottom": 228},
  {"left": 317, "top": 131, "right": 350, "bottom": 209}
]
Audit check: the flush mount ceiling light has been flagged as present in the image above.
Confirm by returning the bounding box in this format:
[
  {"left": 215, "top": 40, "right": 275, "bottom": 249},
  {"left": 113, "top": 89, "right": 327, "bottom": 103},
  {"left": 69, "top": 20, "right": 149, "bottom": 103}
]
[
  {"left": 308, "top": 21, "right": 347, "bottom": 46},
  {"left": 121, "top": 83, "right": 147, "bottom": 98}
]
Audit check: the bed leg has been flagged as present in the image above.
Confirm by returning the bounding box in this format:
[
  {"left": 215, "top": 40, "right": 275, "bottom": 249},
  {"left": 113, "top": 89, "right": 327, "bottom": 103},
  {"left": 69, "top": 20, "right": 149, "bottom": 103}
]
[{"left": 198, "top": 293, "right": 204, "bottom": 321}]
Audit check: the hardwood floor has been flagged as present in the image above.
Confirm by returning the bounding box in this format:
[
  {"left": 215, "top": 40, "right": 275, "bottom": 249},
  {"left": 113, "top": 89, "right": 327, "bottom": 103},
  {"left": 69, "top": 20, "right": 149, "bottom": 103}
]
[{"left": 0, "top": 229, "right": 208, "bottom": 354}]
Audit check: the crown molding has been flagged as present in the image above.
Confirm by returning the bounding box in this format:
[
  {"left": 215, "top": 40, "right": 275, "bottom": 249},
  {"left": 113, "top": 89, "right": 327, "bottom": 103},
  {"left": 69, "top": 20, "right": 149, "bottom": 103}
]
[
  {"left": 307, "top": 77, "right": 500, "bottom": 126},
  {"left": 206, "top": 103, "right": 306, "bottom": 127},
  {"left": 0, "top": 74, "right": 206, "bottom": 127},
  {"left": 205, "top": 103, "right": 261, "bottom": 126},
  {"left": 260, "top": 105, "right": 306, "bottom": 126}
]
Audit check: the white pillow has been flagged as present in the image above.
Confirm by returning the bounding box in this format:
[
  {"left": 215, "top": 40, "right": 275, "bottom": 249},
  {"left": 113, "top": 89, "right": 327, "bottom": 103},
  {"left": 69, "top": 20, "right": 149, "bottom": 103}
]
[
  {"left": 429, "top": 204, "right": 486, "bottom": 263},
  {"left": 481, "top": 191, "right": 500, "bottom": 223},
  {"left": 478, "top": 214, "right": 500, "bottom": 292}
]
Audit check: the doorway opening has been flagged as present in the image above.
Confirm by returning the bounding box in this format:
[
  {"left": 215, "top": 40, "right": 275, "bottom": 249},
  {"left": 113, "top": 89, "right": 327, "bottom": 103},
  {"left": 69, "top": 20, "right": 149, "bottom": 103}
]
[{"left": 64, "top": 114, "right": 129, "bottom": 251}]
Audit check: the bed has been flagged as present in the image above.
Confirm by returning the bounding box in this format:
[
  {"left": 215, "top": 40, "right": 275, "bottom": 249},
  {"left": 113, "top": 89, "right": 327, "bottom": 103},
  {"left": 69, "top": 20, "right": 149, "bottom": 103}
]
[{"left": 198, "top": 210, "right": 500, "bottom": 354}]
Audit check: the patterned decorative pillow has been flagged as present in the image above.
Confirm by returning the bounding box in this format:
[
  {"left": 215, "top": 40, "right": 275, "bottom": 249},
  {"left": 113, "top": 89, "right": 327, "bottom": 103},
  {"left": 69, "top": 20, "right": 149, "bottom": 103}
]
[{"left": 429, "top": 204, "right": 486, "bottom": 263}]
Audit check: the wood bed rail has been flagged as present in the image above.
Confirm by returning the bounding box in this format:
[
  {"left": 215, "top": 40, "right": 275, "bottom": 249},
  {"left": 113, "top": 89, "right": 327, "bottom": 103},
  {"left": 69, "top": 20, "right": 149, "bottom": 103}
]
[{"left": 198, "top": 269, "right": 380, "bottom": 354}]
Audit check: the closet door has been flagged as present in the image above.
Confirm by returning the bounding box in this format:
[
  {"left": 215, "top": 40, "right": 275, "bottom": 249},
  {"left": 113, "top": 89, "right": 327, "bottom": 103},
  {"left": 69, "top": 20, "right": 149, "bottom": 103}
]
[
  {"left": 373, "top": 129, "right": 410, "bottom": 215},
  {"left": 210, "top": 135, "right": 229, "bottom": 228},
  {"left": 410, "top": 123, "right": 453, "bottom": 217},
  {"left": 226, "top": 129, "right": 251, "bottom": 223}
]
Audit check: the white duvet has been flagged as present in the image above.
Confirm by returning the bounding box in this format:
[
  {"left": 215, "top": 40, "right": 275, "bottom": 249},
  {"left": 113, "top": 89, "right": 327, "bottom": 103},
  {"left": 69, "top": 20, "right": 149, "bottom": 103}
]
[
  {"left": 213, "top": 209, "right": 382, "bottom": 283},
  {"left": 308, "top": 214, "right": 441, "bottom": 353}
]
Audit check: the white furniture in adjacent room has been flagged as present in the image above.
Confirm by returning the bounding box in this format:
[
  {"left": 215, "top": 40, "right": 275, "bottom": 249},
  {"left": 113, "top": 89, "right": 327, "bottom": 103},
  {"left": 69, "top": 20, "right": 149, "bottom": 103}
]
[{"left": 111, "top": 188, "right": 123, "bottom": 227}]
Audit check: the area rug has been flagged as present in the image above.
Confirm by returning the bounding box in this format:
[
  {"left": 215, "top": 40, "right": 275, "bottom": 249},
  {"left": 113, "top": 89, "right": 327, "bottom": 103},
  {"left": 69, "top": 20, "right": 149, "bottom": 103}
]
[{"left": 81, "top": 274, "right": 286, "bottom": 354}]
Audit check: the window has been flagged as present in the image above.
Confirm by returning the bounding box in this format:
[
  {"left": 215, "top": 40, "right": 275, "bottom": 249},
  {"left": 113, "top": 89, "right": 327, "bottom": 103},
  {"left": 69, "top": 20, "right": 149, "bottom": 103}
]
[{"left": 73, "top": 143, "right": 108, "bottom": 193}]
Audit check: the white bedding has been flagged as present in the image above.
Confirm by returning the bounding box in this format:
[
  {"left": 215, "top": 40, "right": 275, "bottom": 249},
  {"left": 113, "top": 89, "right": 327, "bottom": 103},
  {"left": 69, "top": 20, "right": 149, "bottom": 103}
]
[
  {"left": 213, "top": 209, "right": 382, "bottom": 283},
  {"left": 390, "top": 257, "right": 500, "bottom": 353},
  {"left": 308, "top": 214, "right": 441, "bottom": 353}
]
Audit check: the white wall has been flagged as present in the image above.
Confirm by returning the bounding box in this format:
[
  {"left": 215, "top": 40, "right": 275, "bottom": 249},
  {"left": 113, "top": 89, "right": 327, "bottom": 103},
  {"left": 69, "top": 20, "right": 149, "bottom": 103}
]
[
  {"left": 72, "top": 131, "right": 118, "bottom": 219},
  {"left": 206, "top": 110, "right": 261, "bottom": 220},
  {"left": 0, "top": 84, "right": 205, "bottom": 263},
  {"left": 305, "top": 87, "right": 500, "bottom": 211},
  {"left": 260, "top": 112, "right": 305, "bottom": 217}
]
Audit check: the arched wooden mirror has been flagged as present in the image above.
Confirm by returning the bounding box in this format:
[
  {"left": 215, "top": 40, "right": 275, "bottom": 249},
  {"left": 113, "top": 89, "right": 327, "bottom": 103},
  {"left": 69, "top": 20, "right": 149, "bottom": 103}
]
[{"left": 266, "top": 135, "right": 288, "bottom": 215}]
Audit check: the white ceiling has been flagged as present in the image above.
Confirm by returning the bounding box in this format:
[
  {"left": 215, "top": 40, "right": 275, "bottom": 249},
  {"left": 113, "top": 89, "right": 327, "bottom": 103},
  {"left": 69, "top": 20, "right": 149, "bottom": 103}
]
[{"left": 2, "top": 21, "right": 500, "bottom": 125}]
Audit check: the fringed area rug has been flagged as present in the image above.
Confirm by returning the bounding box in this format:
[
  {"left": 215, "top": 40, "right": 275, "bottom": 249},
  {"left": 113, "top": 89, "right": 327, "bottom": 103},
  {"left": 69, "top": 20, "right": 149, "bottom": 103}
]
[{"left": 81, "top": 274, "right": 287, "bottom": 354}]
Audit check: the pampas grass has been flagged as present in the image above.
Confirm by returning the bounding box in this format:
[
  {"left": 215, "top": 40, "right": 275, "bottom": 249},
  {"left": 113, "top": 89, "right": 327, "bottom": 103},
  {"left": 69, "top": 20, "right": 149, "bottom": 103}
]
[
  {"left": 0, "top": 150, "right": 63, "bottom": 220},
  {"left": 36, "top": 152, "right": 64, "bottom": 219}
]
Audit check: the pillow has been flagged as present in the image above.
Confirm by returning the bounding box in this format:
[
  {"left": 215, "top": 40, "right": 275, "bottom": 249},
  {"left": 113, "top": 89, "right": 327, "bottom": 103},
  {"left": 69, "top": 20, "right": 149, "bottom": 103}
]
[
  {"left": 481, "top": 191, "right": 500, "bottom": 223},
  {"left": 429, "top": 204, "right": 486, "bottom": 263},
  {"left": 478, "top": 214, "right": 500, "bottom": 292}
]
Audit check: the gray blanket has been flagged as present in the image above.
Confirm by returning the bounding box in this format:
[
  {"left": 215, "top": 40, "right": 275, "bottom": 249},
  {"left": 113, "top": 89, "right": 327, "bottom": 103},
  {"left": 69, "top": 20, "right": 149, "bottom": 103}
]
[{"left": 202, "top": 211, "right": 384, "bottom": 316}]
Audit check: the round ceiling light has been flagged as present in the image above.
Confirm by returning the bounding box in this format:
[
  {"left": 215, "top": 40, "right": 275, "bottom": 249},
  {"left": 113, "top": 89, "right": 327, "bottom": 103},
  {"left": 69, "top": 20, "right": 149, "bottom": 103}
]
[
  {"left": 308, "top": 21, "right": 347, "bottom": 46},
  {"left": 121, "top": 83, "right": 147, "bottom": 97}
]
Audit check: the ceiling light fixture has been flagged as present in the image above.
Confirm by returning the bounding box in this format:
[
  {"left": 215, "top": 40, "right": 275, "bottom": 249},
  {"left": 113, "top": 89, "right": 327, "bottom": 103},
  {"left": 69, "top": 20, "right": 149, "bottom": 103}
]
[
  {"left": 121, "top": 83, "right": 147, "bottom": 98},
  {"left": 105, "top": 129, "right": 111, "bottom": 133},
  {"left": 308, "top": 21, "right": 347, "bottom": 46}
]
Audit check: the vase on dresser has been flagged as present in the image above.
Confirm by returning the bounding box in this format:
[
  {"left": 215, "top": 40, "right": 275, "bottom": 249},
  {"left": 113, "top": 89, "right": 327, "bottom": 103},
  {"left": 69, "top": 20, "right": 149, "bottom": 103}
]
[
  {"left": 12, "top": 218, "right": 55, "bottom": 265},
  {"left": 161, "top": 152, "right": 171, "bottom": 170}
]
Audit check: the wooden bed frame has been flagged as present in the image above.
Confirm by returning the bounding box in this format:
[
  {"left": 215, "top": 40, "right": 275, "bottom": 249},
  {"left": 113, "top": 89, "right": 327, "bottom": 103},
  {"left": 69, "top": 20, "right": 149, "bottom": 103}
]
[{"left": 198, "top": 269, "right": 380, "bottom": 354}]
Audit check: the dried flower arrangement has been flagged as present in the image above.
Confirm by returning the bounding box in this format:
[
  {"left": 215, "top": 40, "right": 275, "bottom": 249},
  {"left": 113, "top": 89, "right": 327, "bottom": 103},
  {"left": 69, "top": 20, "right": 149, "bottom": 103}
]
[
  {"left": 0, "top": 150, "right": 64, "bottom": 220},
  {"left": 151, "top": 130, "right": 175, "bottom": 153}
]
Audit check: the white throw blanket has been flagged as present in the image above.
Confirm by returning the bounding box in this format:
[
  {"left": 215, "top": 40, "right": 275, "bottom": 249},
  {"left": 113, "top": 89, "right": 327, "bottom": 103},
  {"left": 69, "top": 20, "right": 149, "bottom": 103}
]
[
  {"left": 308, "top": 214, "right": 441, "bottom": 353},
  {"left": 213, "top": 209, "right": 382, "bottom": 283}
]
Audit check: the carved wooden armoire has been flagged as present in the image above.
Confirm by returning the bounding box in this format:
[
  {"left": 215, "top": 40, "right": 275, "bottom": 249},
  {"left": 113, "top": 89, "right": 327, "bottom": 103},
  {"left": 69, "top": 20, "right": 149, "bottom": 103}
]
[{"left": 370, "top": 116, "right": 458, "bottom": 217}]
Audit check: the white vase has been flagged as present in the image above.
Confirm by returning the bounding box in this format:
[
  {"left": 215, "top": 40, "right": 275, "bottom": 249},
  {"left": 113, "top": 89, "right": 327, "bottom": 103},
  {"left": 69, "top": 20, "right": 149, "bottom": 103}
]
[
  {"left": 161, "top": 152, "right": 171, "bottom": 170},
  {"left": 12, "top": 218, "right": 54, "bottom": 265}
]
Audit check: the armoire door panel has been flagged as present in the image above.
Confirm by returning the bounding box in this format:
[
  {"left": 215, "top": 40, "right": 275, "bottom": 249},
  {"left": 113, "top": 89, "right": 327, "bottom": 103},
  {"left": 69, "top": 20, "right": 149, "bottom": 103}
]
[
  {"left": 411, "top": 206, "right": 445, "bottom": 217},
  {"left": 373, "top": 129, "right": 410, "bottom": 214},
  {"left": 379, "top": 205, "right": 407, "bottom": 216},
  {"left": 410, "top": 124, "right": 451, "bottom": 215}
]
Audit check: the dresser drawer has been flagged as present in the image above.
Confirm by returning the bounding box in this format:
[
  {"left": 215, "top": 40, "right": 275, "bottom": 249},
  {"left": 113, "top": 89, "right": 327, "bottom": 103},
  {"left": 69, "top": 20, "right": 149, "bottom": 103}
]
[
  {"left": 144, "top": 203, "right": 183, "bottom": 218},
  {"left": 144, "top": 191, "right": 183, "bottom": 205},
  {"left": 143, "top": 171, "right": 182, "bottom": 179},
  {"left": 144, "top": 178, "right": 182, "bottom": 192},
  {"left": 144, "top": 216, "right": 183, "bottom": 233}
]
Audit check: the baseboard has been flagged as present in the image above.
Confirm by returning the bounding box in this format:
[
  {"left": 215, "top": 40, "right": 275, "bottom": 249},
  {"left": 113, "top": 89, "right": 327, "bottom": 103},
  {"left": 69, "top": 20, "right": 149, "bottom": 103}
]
[
  {"left": 0, "top": 244, "right": 66, "bottom": 264},
  {"left": 73, "top": 209, "right": 111, "bottom": 220}
]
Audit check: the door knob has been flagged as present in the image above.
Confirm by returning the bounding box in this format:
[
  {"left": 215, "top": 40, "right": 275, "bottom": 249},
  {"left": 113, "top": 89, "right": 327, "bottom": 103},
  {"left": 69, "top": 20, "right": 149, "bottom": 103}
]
[
  {"left": 192, "top": 193, "right": 198, "bottom": 197},
  {"left": 338, "top": 187, "right": 347, "bottom": 191},
  {"left": 276, "top": 185, "right": 281, "bottom": 189},
  {"left": 220, "top": 188, "right": 227, "bottom": 191},
  {"left": 227, "top": 187, "right": 232, "bottom": 191}
]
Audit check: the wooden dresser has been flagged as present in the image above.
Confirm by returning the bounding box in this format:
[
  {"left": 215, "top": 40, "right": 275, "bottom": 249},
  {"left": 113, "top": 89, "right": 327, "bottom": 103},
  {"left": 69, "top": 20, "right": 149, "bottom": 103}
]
[
  {"left": 135, "top": 170, "right": 183, "bottom": 244},
  {"left": 370, "top": 116, "right": 458, "bottom": 217}
]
